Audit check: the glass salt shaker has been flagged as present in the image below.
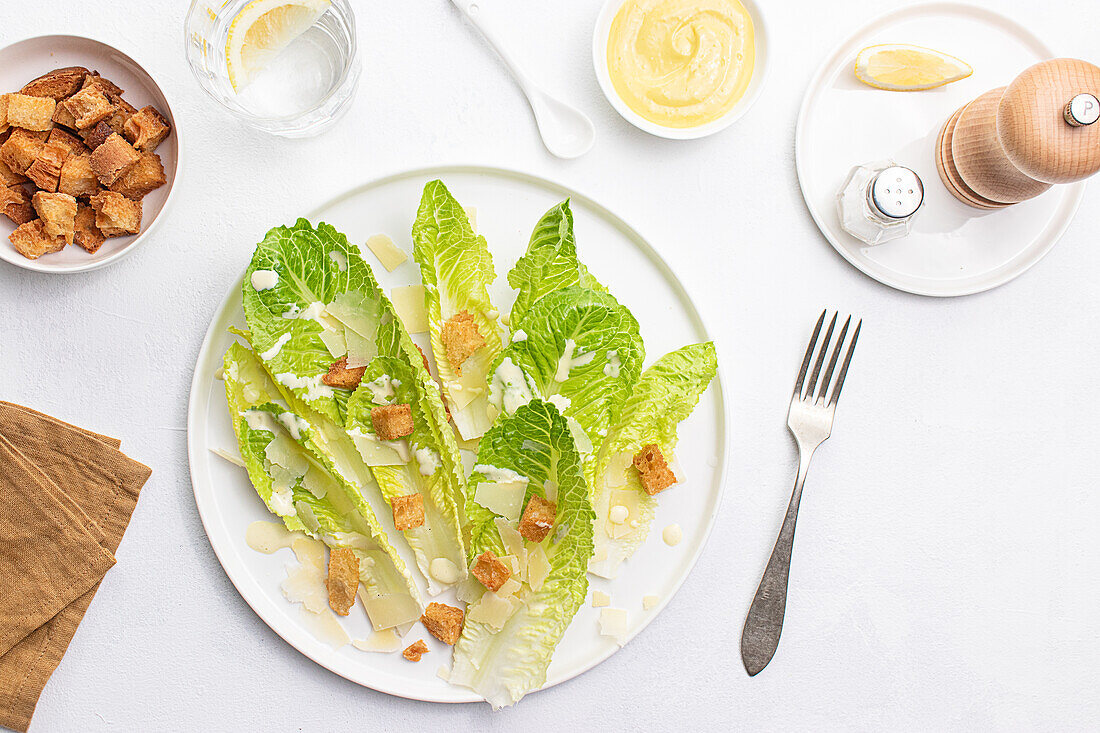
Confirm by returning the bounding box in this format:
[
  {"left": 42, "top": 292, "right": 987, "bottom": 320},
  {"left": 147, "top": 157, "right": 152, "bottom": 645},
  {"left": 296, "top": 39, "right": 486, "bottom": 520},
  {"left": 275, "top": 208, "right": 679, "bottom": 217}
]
[{"left": 837, "top": 160, "right": 924, "bottom": 245}]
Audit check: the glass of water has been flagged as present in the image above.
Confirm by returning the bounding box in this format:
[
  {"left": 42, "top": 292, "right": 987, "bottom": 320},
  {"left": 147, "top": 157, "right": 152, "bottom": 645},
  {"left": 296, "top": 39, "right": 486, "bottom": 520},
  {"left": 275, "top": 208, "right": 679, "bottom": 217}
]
[{"left": 185, "top": 0, "right": 361, "bottom": 137}]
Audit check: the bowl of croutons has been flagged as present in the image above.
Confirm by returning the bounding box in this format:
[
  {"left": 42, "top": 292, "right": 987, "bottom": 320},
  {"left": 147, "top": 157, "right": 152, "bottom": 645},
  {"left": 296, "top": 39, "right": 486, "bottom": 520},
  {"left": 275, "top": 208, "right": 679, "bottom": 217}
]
[{"left": 0, "top": 35, "right": 180, "bottom": 273}]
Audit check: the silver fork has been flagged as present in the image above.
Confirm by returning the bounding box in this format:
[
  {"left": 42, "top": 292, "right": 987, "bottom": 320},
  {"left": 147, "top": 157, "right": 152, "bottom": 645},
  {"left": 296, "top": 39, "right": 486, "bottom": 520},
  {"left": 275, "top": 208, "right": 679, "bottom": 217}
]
[{"left": 740, "top": 310, "right": 862, "bottom": 677}]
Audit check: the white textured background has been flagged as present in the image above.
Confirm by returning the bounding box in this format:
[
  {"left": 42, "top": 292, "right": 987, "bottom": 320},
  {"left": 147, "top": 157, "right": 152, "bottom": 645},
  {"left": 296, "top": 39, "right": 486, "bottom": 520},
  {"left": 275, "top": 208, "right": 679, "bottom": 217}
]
[{"left": 2, "top": 0, "right": 1099, "bottom": 729}]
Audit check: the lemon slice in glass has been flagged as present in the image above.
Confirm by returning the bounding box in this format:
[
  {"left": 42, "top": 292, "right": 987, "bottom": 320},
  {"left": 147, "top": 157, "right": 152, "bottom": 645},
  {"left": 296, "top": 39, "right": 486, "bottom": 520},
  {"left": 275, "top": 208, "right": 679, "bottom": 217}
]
[
  {"left": 854, "top": 44, "right": 973, "bottom": 91},
  {"left": 226, "top": 0, "right": 331, "bottom": 92}
]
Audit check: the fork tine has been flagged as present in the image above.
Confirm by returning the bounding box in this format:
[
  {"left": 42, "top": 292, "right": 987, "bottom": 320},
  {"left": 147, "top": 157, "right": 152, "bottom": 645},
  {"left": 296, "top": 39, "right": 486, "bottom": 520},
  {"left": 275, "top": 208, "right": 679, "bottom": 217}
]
[
  {"left": 828, "top": 319, "right": 862, "bottom": 407},
  {"left": 804, "top": 312, "right": 837, "bottom": 400},
  {"left": 817, "top": 316, "right": 850, "bottom": 403},
  {"left": 793, "top": 310, "right": 826, "bottom": 399}
]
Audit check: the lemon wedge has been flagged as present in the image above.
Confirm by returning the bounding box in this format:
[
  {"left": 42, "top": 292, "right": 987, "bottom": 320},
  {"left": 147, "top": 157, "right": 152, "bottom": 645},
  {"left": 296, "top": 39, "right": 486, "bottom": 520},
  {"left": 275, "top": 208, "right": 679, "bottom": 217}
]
[
  {"left": 854, "top": 44, "right": 973, "bottom": 91},
  {"left": 226, "top": 0, "right": 331, "bottom": 91}
]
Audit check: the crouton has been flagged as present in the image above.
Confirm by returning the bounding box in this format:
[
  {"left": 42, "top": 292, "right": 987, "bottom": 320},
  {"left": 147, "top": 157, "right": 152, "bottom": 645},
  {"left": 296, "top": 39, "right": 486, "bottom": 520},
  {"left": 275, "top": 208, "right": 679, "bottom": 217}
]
[
  {"left": 82, "top": 73, "right": 124, "bottom": 98},
  {"left": 123, "top": 105, "right": 170, "bottom": 152},
  {"left": 632, "top": 444, "right": 676, "bottom": 495},
  {"left": 0, "top": 185, "right": 35, "bottom": 225},
  {"left": 5, "top": 94, "right": 55, "bottom": 131},
  {"left": 320, "top": 355, "right": 365, "bottom": 389},
  {"left": 109, "top": 151, "right": 165, "bottom": 200},
  {"left": 61, "top": 86, "right": 114, "bottom": 129},
  {"left": 371, "top": 403, "right": 414, "bottom": 440},
  {"left": 420, "top": 602, "right": 464, "bottom": 645},
  {"left": 58, "top": 154, "right": 100, "bottom": 198},
  {"left": 73, "top": 204, "right": 106, "bottom": 253},
  {"left": 47, "top": 127, "right": 85, "bottom": 156},
  {"left": 21, "top": 67, "right": 89, "bottom": 100},
  {"left": 0, "top": 95, "right": 7, "bottom": 132},
  {"left": 391, "top": 493, "right": 425, "bottom": 531},
  {"left": 89, "top": 133, "right": 139, "bottom": 186},
  {"left": 51, "top": 101, "right": 78, "bottom": 130},
  {"left": 101, "top": 94, "right": 135, "bottom": 137},
  {"left": 441, "top": 311, "right": 485, "bottom": 375},
  {"left": 0, "top": 128, "right": 48, "bottom": 174},
  {"left": 402, "top": 639, "right": 429, "bottom": 662},
  {"left": 518, "top": 495, "right": 557, "bottom": 543},
  {"left": 0, "top": 159, "right": 26, "bottom": 187},
  {"left": 8, "top": 219, "right": 65, "bottom": 259},
  {"left": 325, "top": 547, "right": 359, "bottom": 616},
  {"left": 471, "top": 551, "right": 511, "bottom": 592},
  {"left": 32, "top": 192, "right": 77, "bottom": 244},
  {"left": 24, "top": 142, "right": 67, "bottom": 192},
  {"left": 89, "top": 190, "right": 141, "bottom": 237},
  {"left": 79, "top": 120, "right": 115, "bottom": 150}
]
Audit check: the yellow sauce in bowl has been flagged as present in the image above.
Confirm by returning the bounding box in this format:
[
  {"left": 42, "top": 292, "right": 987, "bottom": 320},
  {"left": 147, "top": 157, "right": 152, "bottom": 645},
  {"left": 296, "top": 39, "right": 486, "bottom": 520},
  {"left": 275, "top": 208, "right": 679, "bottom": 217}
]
[{"left": 607, "top": 0, "right": 755, "bottom": 128}]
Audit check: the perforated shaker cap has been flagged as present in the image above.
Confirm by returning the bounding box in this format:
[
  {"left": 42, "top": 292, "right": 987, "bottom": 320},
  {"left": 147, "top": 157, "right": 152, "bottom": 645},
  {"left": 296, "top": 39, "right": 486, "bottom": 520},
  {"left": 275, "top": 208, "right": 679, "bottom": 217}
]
[{"left": 870, "top": 166, "right": 924, "bottom": 219}]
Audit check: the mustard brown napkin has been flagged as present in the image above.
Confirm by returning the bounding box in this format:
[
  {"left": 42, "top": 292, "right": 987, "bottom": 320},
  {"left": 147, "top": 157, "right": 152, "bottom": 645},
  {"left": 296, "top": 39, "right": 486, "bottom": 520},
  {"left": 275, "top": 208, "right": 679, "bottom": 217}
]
[{"left": 0, "top": 402, "right": 151, "bottom": 732}]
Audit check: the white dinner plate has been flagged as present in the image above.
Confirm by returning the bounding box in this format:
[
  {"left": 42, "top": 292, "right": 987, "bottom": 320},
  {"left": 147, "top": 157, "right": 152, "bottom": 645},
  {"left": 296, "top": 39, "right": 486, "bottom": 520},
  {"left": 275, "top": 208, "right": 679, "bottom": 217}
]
[
  {"left": 187, "top": 165, "right": 729, "bottom": 703},
  {"left": 795, "top": 3, "right": 1086, "bottom": 297}
]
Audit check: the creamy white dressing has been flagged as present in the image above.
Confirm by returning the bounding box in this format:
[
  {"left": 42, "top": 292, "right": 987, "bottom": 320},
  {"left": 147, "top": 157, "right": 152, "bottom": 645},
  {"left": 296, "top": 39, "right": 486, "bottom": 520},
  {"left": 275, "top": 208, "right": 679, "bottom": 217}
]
[
  {"left": 260, "top": 332, "right": 292, "bottom": 360},
  {"left": 282, "top": 301, "right": 326, "bottom": 324},
  {"left": 548, "top": 394, "right": 571, "bottom": 412},
  {"left": 245, "top": 520, "right": 301, "bottom": 553},
  {"left": 474, "top": 464, "right": 527, "bottom": 483},
  {"left": 329, "top": 250, "right": 348, "bottom": 271},
  {"left": 413, "top": 444, "right": 442, "bottom": 476},
  {"left": 511, "top": 329, "right": 528, "bottom": 343},
  {"left": 275, "top": 373, "right": 335, "bottom": 401},
  {"left": 364, "top": 374, "right": 395, "bottom": 404},
  {"left": 277, "top": 412, "right": 310, "bottom": 440},
  {"left": 250, "top": 269, "right": 279, "bottom": 291},
  {"left": 571, "top": 349, "right": 596, "bottom": 367},
  {"left": 489, "top": 357, "right": 534, "bottom": 415},
  {"left": 662, "top": 523, "right": 683, "bottom": 546},
  {"left": 604, "top": 350, "right": 622, "bottom": 377},
  {"left": 429, "top": 557, "right": 463, "bottom": 584},
  {"left": 242, "top": 409, "right": 279, "bottom": 433},
  {"left": 609, "top": 505, "right": 629, "bottom": 524},
  {"left": 554, "top": 339, "right": 578, "bottom": 382}
]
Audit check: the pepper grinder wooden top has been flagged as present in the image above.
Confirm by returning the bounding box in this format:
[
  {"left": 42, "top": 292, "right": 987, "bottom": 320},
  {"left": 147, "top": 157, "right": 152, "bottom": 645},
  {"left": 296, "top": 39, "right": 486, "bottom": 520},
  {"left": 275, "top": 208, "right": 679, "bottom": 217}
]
[{"left": 937, "top": 58, "right": 1100, "bottom": 208}]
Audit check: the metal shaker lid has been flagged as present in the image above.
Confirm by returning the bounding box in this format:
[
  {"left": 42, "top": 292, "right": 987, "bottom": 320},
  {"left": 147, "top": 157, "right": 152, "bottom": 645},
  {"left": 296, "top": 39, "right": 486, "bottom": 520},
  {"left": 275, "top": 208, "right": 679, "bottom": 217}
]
[{"left": 870, "top": 166, "right": 924, "bottom": 219}]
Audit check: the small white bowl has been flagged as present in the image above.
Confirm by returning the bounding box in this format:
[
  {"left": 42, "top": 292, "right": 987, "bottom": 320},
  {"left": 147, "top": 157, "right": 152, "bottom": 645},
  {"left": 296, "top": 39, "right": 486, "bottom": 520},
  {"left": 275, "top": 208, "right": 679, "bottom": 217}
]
[
  {"left": 0, "top": 35, "right": 181, "bottom": 274},
  {"left": 592, "top": 0, "right": 769, "bottom": 139}
]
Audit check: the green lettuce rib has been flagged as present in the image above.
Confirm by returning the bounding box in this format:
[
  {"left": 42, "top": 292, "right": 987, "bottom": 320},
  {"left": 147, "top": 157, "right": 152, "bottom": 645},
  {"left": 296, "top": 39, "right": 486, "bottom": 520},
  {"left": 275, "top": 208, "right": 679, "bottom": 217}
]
[
  {"left": 223, "top": 342, "right": 422, "bottom": 629},
  {"left": 450, "top": 400, "right": 595, "bottom": 708}
]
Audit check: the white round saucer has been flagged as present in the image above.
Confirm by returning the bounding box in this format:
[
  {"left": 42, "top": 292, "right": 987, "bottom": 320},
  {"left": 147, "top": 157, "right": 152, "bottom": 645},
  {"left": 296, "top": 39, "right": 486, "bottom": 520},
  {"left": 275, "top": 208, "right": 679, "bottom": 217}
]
[{"left": 795, "top": 2, "right": 1085, "bottom": 297}]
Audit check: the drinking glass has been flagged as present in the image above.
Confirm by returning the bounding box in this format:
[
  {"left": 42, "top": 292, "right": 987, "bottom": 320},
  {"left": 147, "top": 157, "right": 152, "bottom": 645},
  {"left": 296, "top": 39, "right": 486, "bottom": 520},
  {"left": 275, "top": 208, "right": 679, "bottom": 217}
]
[{"left": 184, "top": 0, "right": 361, "bottom": 137}]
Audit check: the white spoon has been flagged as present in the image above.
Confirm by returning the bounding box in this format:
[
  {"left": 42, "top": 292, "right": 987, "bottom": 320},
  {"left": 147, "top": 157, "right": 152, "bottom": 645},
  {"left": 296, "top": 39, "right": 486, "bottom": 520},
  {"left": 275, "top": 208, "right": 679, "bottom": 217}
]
[{"left": 450, "top": 0, "right": 596, "bottom": 159}]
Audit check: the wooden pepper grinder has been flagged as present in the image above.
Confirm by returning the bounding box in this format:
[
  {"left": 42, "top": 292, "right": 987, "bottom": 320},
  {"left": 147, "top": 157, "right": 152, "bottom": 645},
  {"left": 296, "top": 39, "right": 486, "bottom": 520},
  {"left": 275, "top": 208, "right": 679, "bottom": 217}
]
[{"left": 936, "top": 58, "right": 1100, "bottom": 209}]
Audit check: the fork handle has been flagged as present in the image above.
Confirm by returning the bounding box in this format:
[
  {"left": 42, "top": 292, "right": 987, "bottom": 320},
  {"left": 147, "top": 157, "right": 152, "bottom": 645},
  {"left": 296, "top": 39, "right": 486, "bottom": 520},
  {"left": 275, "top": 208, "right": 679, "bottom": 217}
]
[{"left": 740, "top": 451, "right": 813, "bottom": 676}]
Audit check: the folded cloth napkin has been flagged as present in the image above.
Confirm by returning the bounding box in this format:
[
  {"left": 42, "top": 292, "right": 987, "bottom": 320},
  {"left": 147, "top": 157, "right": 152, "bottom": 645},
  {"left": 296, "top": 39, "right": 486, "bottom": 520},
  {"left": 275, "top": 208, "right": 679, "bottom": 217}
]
[{"left": 0, "top": 402, "right": 151, "bottom": 733}]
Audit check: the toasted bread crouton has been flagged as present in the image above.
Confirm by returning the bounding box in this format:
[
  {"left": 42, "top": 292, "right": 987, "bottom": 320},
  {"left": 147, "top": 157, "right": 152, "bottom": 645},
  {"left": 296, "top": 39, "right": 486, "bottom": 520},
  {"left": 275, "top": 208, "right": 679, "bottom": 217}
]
[
  {"left": 89, "top": 190, "right": 141, "bottom": 237},
  {"left": 518, "top": 495, "right": 557, "bottom": 543},
  {"left": 82, "top": 72, "right": 124, "bottom": 98},
  {"left": 123, "top": 105, "right": 170, "bottom": 152},
  {"left": 0, "top": 185, "right": 35, "bottom": 225},
  {"left": 321, "top": 356, "right": 366, "bottom": 389},
  {"left": 371, "top": 403, "right": 414, "bottom": 440},
  {"left": 0, "top": 128, "right": 48, "bottom": 174},
  {"left": 61, "top": 86, "right": 114, "bottom": 129},
  {"left": 21, "top": 67, "right": 89, "bottom": 100},
  {"left": 0, "top": 95, "right": 8, "bottom": 132},
  {"left": 402, "top": 639, "right": 429, "bottom": 662},
  {"left": 5, "top": 94, "right": 55, "bottom": 131},
  {"left": 9, "top": 219, "right": 65, "bottom": 259},
  {"left": 89, "top": 133, "right": 139, "bottom": 186},
  {"left": 441, "top": 311, "right": 485, "bottom": 375},
  {"left": 101, "top": 95, "right": 135, "bottom": 137},
  {"left": 58, "top": 154, "right": 100, "bottom": 198},
  {"left": 471, "top": 551, "right": 511, "bottom": 592},
  {"left": 325, "top": 547, "right": 359, "bottom": 616},
  {"left": 633, "top": 444, "right": 676, "bottom": 496},
  {"left": 47, "top": 127, "right": 85, "bottom": 157},
  {"left": 24, "top": 142, "right": 67, "bottom": 192},
  {"left": 109, "top": 151, "right": 165, "bottom": 200},
  {"left": 79, "top": 120, "right": 115, "bottom": 150},
  {"left": 73, "top": 204, "right": 106, "bottom": 253},
  {"left": 32, "top": 192, "right": 77, "bottom": 244},
  {"left": 421, "top": 602, "right": 464, "bottom": 645},
  {"left": 392, "top": 493, "right": 425, "bottom": 531},
  {"left": 0, "top": 158, "right": 26, "bottom": 187},
  {"left": 51, "top": 100, "right": 78, "bottom": 130}
]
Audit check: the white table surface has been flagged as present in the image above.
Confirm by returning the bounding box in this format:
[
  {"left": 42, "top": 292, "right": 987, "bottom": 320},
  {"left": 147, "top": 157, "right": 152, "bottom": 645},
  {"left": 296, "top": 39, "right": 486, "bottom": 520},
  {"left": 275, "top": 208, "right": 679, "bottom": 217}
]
[{"left": 2, "top": 0, "right": 1098, "bottom": 729}]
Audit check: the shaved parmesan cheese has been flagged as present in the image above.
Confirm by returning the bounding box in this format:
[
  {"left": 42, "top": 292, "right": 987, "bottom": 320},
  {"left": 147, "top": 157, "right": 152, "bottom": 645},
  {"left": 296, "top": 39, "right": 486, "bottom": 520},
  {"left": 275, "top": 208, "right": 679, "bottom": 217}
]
[
  {"left": 526, "top": 544, "right": 551, "bottom": 591},
  {"left": 591, "top": 590, "right": 610, "bottom": 608},
  {"left": 353, "top": 628, "right": 404, "bottom": 653},
  {"left": 349, "top": 429, "right": 406, "bottom": 466},
  {"left": 436, "top": 665, "right": 451, "bottom": 681},
  {"left": 245, "top": 520, "right": 303, "bottom": 553},
  {"left": 250, "top": 269, "right": 278, "bottom": 291},
  {"left": 342, "top": 326, "right": 374, "bottom": 369},
  {"left": 300, "top": 466, "right": 332, "bottom": 500},
  {"left": 360, "top": 591, "right": 422, "bottom": 631},
  {"left": 567, "top": 416, "right": 593, "bottom": 455},
  {"left": 599, "top": 607, "right": 628, "bottom": 645},
  {"left": 495, "top": 519, "right": 528, "bottom": 577},
  {"left": 643, "top": 595, "right": 660, "bottom": 610},
  {"left": 456, "top": 577, "right": 486, "bottom": 604},
  {"left": 318, "top": 328, "right": 347, "bottom": 359},
  {"left": 364, "top": 233, "right": 408, "bottom": 272},
  {"left": 391, "top": 285, "right": 429, "bottom": 334},
  {"left": 494, "top": 577, "right": 522, "bottom": 599},
  {"left": 468, "top": 591, "right": 520, "bottom": 630},
  {"left": 298, "top": 606, "right": 350, "bottom": 649},
  {"left": 280, "top": 537, "right": 328, "bottom": 613},
  {"left": 474, "top": 478, "right": 526, "bottom": 521},
  {"left": 210, "top": 446, "right": 246, "bottom": 468}
]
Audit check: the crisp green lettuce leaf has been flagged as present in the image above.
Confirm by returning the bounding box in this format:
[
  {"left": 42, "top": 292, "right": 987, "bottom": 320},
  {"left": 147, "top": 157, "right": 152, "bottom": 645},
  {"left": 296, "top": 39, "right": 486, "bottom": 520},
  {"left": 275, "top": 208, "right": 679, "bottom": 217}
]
[
  {"left": 489, "top": 286, "right": 643, "bottom": 480},
  {"left": 588, "top": 342, "right": 717, "bottom": 579},
  {"left": 223, "top": 342, "right": 423, "bottom": 629},
  {"left": 412, "top": 180, "right": 504, "bottom": 441},
  {"left": 450, "top": 400, "right": 594, "bottom": 708},
  {"left": 345, "top": 356, "right": 467, "bottom": 594}
]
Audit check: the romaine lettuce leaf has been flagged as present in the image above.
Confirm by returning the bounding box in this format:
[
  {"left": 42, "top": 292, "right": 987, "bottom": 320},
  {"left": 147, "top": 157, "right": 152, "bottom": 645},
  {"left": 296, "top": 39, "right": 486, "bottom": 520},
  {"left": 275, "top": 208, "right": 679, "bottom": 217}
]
[
  {"left": 588, "top": 342, "right": 717, "bottom": 579},
  {"left": 411, "top": 180, "right": 505, "bottom": 441},
  {"left": 223, "top": 342, "right": 423, "bottom": 629},
  {"left": 345, "top": 356, "right": 467, "bottom": 595},
  {"left": 450, "top": 400, "right": 594, "bottom": 708}
]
